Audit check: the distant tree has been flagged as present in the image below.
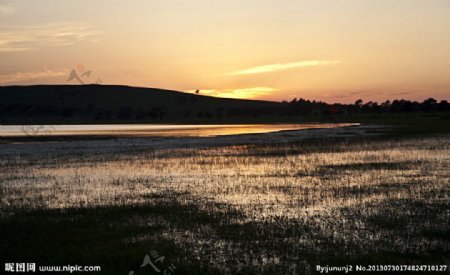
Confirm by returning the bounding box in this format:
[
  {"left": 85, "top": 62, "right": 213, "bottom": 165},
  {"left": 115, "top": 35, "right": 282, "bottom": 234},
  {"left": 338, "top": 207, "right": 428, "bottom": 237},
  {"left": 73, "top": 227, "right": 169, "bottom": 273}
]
[
  {"left": 438, "top": 100, "right": 450, "bottom": 112},
  {"left": 381, "top": 100, "right": 391, "bottom": 112},
  {"left": 422, "top": 98, "right": 438, "bottom": 112}
]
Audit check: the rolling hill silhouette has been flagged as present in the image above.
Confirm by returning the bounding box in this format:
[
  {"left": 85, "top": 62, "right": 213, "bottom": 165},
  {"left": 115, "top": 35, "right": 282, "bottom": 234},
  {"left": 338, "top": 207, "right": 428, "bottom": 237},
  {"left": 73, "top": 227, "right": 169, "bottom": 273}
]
[
  {"left": 2, "top": 84, "right": 448, "bottom": 125},
  {"left": 0, "top": 85, "right": 282, "bottom": 124}
]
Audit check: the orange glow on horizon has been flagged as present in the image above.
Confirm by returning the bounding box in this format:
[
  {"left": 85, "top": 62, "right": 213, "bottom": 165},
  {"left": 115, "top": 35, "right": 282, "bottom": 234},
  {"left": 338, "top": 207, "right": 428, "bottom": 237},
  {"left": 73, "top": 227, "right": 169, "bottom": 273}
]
[{"left": 1, "top": 1, "right": 450, "bottom": 103}]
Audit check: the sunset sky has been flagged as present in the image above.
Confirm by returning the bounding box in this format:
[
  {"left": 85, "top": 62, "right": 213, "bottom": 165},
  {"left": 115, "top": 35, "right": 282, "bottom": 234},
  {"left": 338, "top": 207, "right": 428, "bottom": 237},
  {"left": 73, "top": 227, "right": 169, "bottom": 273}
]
[{"left": 1, "top": 0, "right": 449, "bottom": 103}]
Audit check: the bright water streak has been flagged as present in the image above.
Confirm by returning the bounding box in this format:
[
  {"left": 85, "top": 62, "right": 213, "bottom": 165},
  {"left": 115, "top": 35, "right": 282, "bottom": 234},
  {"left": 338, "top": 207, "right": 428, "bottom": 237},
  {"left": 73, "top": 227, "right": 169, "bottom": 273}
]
[{"left": 0, "top": 123, "right": 358, "bottom": 137}]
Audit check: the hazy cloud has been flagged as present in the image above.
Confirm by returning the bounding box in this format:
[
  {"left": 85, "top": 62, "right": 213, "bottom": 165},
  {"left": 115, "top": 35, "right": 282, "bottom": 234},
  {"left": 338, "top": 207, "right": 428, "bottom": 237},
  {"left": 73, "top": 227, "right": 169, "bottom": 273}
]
[
  {"left": 230, "top": 60, "right": 340, "bottom": 75},
  {"left": 0, "top": 3, "right": 14, "bottom": 16},
  {"left": 387, "top": 91, "right": 412, "bottom": 96},
  {"left": 0, "top": 68, "right": 68, "bottom": 84},
  {"left": 0, "top": 22, "right": 98, "bottom": 52},
  {"left": 188, "top": 87, "right": 276, "bottom": 99}
]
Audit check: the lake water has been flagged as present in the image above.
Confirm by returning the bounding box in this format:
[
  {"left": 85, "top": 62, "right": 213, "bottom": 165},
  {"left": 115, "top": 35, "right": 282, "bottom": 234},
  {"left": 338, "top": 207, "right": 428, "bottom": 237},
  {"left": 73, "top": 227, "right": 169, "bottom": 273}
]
[{"left": 0, "top": 123, "right": 358, "bottom": 137}]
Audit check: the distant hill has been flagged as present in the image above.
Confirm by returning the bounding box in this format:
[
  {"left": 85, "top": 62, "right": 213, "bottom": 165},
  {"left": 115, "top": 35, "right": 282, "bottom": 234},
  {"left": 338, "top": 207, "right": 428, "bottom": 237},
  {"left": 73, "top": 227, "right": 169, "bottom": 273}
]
[
  {"left": 0, "top": 85, "right": 284, "bottom": 124},
  {"left": 2, "top": 84, "right": 448, "bottom": 124}
]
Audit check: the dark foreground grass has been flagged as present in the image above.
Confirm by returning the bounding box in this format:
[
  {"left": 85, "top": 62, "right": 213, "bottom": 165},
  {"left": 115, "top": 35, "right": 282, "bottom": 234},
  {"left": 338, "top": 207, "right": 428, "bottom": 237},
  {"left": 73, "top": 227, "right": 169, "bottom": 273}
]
[
  {"left": 0, "top": 202, "right": 218, "bottom": 274},
  {"left": 1, "top": 132, "right": 449, "bottom": 274},
  {"left": 1, "top": 196, "right": 448, "bottom": 274}
]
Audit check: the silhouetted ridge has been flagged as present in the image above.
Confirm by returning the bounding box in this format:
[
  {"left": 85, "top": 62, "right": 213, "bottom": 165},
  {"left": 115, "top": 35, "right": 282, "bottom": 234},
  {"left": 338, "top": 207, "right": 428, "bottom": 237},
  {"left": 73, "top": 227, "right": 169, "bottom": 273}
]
[{"left": 0, "top": 85, "right": 448, "bottom": 124}]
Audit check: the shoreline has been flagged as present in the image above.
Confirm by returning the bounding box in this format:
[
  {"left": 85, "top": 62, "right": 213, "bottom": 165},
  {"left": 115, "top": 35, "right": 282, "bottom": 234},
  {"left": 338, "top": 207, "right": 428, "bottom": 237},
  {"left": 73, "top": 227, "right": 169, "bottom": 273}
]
[{"left": 0, "top": 124, "right": 383, "bottom": 157}]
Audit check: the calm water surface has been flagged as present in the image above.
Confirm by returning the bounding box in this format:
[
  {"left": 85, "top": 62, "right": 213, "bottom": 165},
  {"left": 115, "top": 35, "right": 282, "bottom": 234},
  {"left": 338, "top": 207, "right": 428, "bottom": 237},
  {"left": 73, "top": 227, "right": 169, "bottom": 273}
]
[{"left": 0, "top": 123, "right": 358, "bottom": 137}]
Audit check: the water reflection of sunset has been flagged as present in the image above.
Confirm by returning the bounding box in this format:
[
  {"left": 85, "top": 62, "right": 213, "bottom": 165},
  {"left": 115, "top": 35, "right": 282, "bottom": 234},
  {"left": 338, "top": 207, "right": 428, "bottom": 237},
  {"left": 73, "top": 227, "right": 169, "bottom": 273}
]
[{"left": 0, "top": 123, "right": 358, "bottom": 137}]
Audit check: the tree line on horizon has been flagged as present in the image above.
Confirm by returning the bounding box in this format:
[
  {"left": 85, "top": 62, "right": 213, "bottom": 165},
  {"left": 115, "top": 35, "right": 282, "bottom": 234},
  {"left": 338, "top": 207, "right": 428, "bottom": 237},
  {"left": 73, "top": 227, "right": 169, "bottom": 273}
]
[
  {"left": 280, "top": 97, "right": 450, "bottom": 115},
  {"left": 0, "top": 95, "right": 449, "bottom": 123}
]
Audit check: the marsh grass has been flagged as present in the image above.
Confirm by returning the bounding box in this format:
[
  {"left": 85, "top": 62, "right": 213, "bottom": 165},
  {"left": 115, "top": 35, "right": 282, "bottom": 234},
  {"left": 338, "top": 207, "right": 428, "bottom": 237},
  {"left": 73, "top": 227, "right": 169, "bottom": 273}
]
[{"left": 1, "top": 136, "right": 449, "bottom": 274}]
